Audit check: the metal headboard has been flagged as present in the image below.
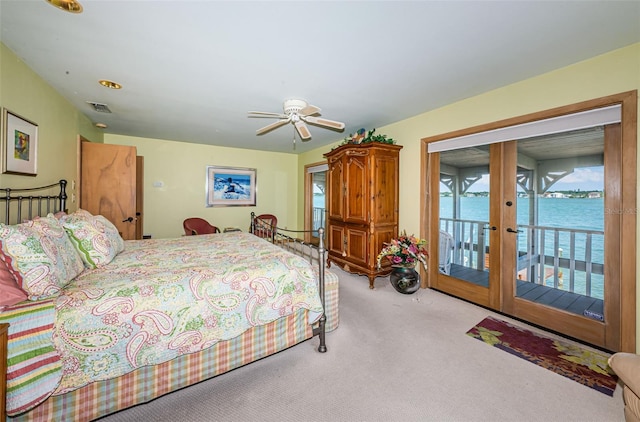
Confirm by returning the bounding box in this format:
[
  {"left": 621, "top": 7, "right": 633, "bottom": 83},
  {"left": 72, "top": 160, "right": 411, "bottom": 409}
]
[{"left": 0, "top": 179, "right": 67, "bottom": 225}]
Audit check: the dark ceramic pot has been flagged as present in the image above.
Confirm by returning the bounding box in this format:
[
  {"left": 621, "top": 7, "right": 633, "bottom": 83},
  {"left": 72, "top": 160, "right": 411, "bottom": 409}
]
[{"left": 389, "top": 264, "right": 420, "bottom": 294}]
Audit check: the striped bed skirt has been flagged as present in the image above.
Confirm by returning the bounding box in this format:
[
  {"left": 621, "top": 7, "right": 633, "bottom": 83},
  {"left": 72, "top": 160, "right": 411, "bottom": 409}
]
[{"left": 9, "top": 269, "right": 339, "bottom": 421}]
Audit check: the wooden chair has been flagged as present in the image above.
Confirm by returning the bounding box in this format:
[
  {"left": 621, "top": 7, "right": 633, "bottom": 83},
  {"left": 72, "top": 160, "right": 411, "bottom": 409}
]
[
  {"left": 253, "top": 214, "right": 277, "bottom": 240},
  {"left": 183, "top": 217, "right": 220, "bottom": 236}
]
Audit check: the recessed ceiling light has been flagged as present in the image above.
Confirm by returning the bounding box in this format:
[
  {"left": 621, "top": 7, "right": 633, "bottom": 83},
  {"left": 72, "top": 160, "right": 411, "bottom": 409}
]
[
  {"left": 95, "top": 123, "right": 107, "bottom": 129},
  {"left": 46, "top": 0, "right": 83, "bottom": 13},
  {"left": 99, "top": 80, "right": 122, "bottom": 89}
]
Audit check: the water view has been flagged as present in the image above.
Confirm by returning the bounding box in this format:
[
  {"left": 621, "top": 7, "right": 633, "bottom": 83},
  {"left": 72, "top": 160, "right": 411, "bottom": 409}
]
[
  {"left": 440, "top": 195, "right": 605, "bottom": 298},
  {"left": 313, "top": 186, "right": 605, "bottom": 298}
]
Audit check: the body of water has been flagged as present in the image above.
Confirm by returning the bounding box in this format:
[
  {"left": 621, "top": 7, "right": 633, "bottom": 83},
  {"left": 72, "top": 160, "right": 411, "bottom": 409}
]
[
  {"left": 441, "top": 196, "right": 604, "bottom": 298},
  {"left": 313, "top": 193, "right": 604, "bottom": 297},
  {"left": 440, "top": 196, "right": 604, "bottom": 231},
  {"left": 313, "top": 194, "right": 325, "bottom": 209}
]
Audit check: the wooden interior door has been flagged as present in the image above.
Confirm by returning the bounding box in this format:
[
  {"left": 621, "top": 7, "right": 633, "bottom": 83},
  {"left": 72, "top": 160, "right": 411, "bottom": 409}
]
[
  {"left": 81, "top": 142, "right": 138, "bottom": 240},
  {"left": 136, "top": 156, "right": 144, "bottom": 239}
]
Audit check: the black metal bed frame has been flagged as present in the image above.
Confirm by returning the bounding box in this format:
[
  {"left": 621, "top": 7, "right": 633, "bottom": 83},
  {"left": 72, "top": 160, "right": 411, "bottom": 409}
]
[
  {"left": 250, "top": 211, "right": 327, "bottom": 353},
  {"left": 0, "top": 187, "right": 328, "bottom": 353},
  {"left": 0, "top": 179, "right": 67, "bottom": 225}
]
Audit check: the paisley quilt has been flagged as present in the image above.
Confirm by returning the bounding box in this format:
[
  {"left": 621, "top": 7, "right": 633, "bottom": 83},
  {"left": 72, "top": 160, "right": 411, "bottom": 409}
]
[{"left": 51, "top": 232, "right": 323, "bottom": 393}]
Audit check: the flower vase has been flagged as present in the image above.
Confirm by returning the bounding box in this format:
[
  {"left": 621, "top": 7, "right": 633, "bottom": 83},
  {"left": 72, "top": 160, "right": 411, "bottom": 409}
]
[{"left": 389, "top": 264, "right": 420, "bottom": 294}]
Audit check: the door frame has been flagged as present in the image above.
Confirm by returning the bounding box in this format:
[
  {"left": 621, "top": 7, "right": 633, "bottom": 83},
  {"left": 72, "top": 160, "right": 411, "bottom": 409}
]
[{"left": 420, "top": 90, "right": 637, "bottom": 352}]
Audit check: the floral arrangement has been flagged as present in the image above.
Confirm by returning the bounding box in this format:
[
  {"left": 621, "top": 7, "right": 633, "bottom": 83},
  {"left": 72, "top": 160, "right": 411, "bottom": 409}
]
[
  {"left": 377, "top": 231, "right": 428, "bottom": 270},
  {"left": 340, "top": 128, "right": 396, "bottom": 146}
]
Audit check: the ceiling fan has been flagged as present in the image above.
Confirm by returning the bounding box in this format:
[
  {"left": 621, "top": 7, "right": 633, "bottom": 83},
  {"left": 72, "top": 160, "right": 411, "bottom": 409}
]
[{"left": 248, "top": 99, "right": 345, "bottom": 140}]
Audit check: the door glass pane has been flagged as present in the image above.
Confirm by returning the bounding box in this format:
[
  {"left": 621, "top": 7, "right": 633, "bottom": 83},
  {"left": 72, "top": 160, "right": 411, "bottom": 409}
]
[
  {"left": 439, "top": 146, "right": 491, "bottom": 287},
  {"left": 514, "top": 127, "right": 605, "bottom": 320},
  {"left": 311, "top": 171, "right": 326, "bottom": 239}
]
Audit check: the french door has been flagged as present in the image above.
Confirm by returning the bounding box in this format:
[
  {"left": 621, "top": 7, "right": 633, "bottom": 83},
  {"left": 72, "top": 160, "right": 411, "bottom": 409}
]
[
  {"left": 423, "top": 92, "right": 637, "bottom": 352},
  {"left": 304, "top": 162, "right": 328, "bottom": 245},
  {"left": 431, "top": 143, "right": 502, "bottom": 311}
]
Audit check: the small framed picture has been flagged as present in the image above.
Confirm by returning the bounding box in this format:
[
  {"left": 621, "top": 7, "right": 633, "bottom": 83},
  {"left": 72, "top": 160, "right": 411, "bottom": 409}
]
[
  {"left": 206, "top": 166, "right": 257, "bottom": 207},
  {"left": 1, "top": 108, "right": 38, "bottom": 176}
]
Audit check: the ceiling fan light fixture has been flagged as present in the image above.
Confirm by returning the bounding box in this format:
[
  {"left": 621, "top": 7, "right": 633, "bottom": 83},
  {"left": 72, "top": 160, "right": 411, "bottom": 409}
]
[
  {"left": 46, "top": 0, "right": 83, "bottom": 13},
  {"left": 99, "top": 79, "right": 122, "bottom": 89},
  {"left": 283, "top": 99, "right": 308, "bottom": 115},
  {"left": 249, "top": 99, "right": 344, "bottom": 140}
]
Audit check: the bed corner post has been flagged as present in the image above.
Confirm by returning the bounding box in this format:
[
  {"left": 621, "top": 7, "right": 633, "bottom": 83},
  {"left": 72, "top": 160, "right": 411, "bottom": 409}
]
[
  {"left": 317, "top": 227, "right": 327, "bottom": 353},
  {"left": 59, "top": 179, "right": 68, "bottom": 213},
  {"left": 249, "top": 211, "right": 255, "bottom": 234}
]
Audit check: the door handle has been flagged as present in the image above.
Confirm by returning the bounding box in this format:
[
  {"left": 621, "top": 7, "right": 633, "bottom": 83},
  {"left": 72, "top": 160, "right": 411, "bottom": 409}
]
[
  {"left": 506, "top": 228, "right": 522, "bottom": 233},
  {"left": 122, "top": 217, "right": 135, "bottom": 223},
  {"left": 483, "top": 226, "right": 497, "bottom": 231}
]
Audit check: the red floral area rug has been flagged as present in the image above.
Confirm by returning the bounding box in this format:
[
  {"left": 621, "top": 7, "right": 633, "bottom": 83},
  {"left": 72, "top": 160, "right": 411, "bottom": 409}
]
[{"left": 466, "top": 316, "right": 617, "bottom": 396}]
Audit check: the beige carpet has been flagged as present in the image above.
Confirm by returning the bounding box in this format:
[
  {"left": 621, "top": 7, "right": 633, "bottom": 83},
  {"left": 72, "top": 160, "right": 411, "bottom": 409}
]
[{"left": 101, "top": 268, "right": 624, "bottom": 422}]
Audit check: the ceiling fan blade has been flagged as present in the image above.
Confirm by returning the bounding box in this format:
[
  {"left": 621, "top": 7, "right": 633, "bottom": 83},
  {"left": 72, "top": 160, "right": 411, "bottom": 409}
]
[
  {"left": 304, "top": 116, "right": 345, "bottom": 130},
  {"left": 299, "top": 104, "right": 321, "bottom": 117},
  {"left": 294, "top": 120, "right": 312, "bottom": 140},
  {"left": 248, "top": 111, "right": 287, "bottom": 118},
  {"left": 256, "top": 118, "right": 290, "bottom": 135}
]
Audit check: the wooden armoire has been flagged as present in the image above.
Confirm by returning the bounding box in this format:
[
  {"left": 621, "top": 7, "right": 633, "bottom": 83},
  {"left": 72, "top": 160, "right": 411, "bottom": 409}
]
[{"left": 324, "top": 143, "right": 403, "bottom": 289}]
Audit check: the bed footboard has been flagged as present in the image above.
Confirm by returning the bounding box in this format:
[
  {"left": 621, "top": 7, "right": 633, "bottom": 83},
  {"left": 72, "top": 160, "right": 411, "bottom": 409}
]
[{"left": 250, "top": 212, "right": 328, "bottom": 353}]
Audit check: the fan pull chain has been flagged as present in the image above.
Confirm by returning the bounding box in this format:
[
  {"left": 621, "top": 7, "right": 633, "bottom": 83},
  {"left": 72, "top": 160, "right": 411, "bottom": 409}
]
[{"left": 292, "top": 127, "right": 297, "bottom": 150}]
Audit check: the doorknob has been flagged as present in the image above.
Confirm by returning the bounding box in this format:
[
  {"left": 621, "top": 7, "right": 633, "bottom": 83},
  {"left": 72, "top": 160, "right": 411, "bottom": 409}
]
[
  {"left": 506, "top": 227, "right": 522, "bottom": 233},
  {"left": 122, "top": 217, "right": 134, "bottom": 223},
  {"left": 483, "top": 226, "right": 497, "bottom": 231}
]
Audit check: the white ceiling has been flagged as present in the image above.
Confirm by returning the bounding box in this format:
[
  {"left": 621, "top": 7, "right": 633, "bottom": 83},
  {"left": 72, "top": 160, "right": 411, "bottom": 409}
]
[{"left": 1, "top": 1, "right": 639, "bottom": 154}]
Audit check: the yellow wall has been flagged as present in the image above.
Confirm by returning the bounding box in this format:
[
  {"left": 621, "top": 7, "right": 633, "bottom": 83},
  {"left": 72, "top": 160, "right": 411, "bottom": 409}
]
[
  {"left": 302, "top": 43, "right": 640, "bottom": 235},
  {"left": 3, "top": 38, "right": 640, "bottom": 348},
  {"left": 0, "top": 43, "right": 102, "bottom": 205},
  {"left": 106, "top": 134, "right": 299, "bottom": 239},
  {"left": 300, "top": 42, "right": 640, "bottom": 349}
]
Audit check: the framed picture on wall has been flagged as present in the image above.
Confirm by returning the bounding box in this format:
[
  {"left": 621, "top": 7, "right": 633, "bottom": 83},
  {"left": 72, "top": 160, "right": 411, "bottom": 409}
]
[
  {"left": 1, "top": 108, "right": 38, "bottom": 176},
  {"left": 206, "top": 165, "right": 257, "bottom": 207}
]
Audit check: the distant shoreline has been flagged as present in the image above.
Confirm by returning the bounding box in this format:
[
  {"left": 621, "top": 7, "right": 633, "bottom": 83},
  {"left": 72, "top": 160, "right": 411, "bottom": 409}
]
[{"left": 441, "top": 191, "right": 603, "bottom": 199}]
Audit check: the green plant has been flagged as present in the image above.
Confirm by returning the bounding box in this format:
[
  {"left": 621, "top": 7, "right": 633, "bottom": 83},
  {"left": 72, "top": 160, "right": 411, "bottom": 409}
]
[
  {"left": 340, "top": 128, "right": 396, "bottom": 146},
  {"left": 361, "top": 128, "right": 395, "bottom": 144}
]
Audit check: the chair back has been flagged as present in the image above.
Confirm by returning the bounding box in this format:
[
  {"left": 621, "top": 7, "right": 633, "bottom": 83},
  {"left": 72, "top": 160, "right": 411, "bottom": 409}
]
[
  {"left": 254, "top": 214, "right": 277, "bottom": 240},
  {"left": 183, "top": 217, "right": 220, "bottom": 236},
  {"left": 439, "top": 230, "right": 454, "bottom": 275}
]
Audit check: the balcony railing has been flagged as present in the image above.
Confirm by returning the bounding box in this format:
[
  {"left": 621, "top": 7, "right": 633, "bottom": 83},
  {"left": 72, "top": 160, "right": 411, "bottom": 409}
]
[
  {"left": 312, "top": 207, "right": 325, "bottom": 235},
  {"left": 439, "top": 218, "right": 604, "bottom": 299}
]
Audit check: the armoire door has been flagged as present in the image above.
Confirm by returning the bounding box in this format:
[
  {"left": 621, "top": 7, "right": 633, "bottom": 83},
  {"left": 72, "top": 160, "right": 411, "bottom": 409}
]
[
  {"left": 80, "top": 142, "right": 138, "bottom": 240},
  {"left": 344, "top": 153, "right": 368, "bottom": 223}
]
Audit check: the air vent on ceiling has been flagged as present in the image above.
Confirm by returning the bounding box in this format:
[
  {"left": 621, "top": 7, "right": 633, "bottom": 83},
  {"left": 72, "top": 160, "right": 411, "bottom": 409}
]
[{"left": 86, "top": 101, "right": 112, "bottom": 113}]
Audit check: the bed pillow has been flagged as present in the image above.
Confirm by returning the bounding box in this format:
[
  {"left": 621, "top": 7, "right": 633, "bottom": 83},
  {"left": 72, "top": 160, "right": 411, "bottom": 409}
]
[
  {"left": 61, "top": 209, "right": 125, "bottom": 268},
  {"left": 0, "top": 259, "right": 27, "bottom": 311},
  {"left": 0, "top": 216, "right": 85, "bottom": 300}
]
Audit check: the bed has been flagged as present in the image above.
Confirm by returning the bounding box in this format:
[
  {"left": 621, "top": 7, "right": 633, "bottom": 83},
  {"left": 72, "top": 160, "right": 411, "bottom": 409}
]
[{"left": 0, "top": 180, "right": 338, "bottom": 421}]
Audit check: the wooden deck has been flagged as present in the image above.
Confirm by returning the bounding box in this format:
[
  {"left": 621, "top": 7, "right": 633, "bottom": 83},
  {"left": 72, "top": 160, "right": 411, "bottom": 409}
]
[{"left": 448, "top": 263, "right": 604, "bottom": 319}]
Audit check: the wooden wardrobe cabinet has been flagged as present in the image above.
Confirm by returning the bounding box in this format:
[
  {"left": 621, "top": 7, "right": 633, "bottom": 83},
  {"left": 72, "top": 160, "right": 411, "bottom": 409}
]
[{"left": 324, "top": 143, "right": 402, "bottom": 289}]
